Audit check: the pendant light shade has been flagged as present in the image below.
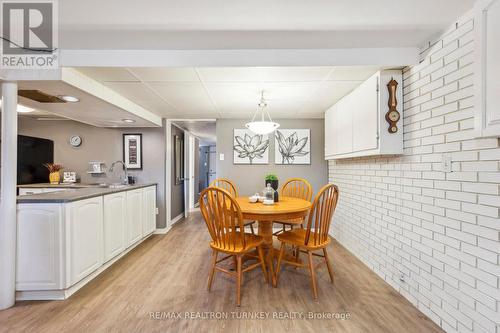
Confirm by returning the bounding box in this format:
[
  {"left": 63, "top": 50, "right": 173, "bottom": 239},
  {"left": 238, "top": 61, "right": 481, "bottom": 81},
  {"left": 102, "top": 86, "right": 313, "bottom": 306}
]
[{"left": 245, "top": 91, "right": 280, "bottom": 135}]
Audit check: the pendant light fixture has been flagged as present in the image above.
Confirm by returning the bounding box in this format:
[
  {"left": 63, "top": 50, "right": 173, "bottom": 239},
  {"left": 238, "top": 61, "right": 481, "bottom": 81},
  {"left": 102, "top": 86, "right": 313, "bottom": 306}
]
[{"left": 245, "top": 91, "right": 280, "bottom": 135}]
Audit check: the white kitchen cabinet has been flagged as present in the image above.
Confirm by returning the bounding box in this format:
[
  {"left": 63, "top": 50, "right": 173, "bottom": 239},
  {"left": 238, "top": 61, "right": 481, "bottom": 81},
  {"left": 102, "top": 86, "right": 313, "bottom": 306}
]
[
  {"left": 352, "top": 74, "right": 379, "bottom": 152},
  {"left": 16, "top": 204, "right": 64, "bottom": 291},
  {"left": 142, "top": 186, "right": 157, "bottom": 237},
  {"left": 68, "top": 197, "right": 104, "bottom": 285},
  {"left": 475, "top": 0, "right": 500, "bottom": 137},
  {"left": 103, "top": 192, "right": 126, "bottom": 262},
  {"left": 325, "top": 104, "right": 338, "bottom": 156},
  {"left": 324, "top": 70, "right": 403, "bottom": 159},
  {"left": 16, "top": 185, "right": 158, "bottom": 300},
  {"left": 126, "top": 189, "right": 143, "bottom": 246}
]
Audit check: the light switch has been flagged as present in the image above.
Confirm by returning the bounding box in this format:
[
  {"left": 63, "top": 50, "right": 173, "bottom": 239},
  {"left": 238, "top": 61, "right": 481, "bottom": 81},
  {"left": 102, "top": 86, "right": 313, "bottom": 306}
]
[
  {"left": 442, "top": 154, "right": 452, "bottom": 172},
  {"left": 219, "top": 153, "right": 224, "bottom": 161}
]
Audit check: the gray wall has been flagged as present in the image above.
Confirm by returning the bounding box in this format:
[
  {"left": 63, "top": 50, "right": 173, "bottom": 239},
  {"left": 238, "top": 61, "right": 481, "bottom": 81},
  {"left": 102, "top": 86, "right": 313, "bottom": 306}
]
[
  {"left": 18, "top": 117, "right": 167, "bottom": 228},
  {"left": 216, "top": 119, "right": 327, "bottom": 196},
  {"left": 170, "top": 124, "right": 184, "bottom": 219}
]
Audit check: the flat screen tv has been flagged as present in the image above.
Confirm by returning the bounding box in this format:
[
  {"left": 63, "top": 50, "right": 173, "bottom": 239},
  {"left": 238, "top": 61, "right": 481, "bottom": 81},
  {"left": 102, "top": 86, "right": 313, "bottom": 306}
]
[{"left": 17, "top": 135, "right": 54, "bottom": 185}]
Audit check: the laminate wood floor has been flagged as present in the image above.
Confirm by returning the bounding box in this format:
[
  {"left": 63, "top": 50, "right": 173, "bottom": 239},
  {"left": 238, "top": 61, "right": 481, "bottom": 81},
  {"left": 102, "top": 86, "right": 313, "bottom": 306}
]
[{"left": 0, "top": 212, "right": 443, "bottom": 333}]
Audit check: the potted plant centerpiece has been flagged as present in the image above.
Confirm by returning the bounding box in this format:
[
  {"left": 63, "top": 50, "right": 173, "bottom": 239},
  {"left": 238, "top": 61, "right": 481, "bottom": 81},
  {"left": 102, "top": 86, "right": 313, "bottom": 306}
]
[
  {"left": 265, "top": 174, "right": 279, "bottom": 202},
  {"left": 44, "top": 163, "right": 64, "bottom": 184}
]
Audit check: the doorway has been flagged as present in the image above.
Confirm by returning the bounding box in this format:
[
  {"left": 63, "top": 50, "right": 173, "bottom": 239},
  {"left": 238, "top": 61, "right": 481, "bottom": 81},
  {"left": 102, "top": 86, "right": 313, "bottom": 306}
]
[{"left": 166, "top": 119, "right": 216, "bottom": 228}]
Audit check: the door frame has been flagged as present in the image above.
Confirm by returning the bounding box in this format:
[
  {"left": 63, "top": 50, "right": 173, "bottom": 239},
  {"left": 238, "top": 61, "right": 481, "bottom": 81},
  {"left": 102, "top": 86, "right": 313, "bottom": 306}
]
[{"left": 165, "top": 119, "right": 216, "bottom": 230}]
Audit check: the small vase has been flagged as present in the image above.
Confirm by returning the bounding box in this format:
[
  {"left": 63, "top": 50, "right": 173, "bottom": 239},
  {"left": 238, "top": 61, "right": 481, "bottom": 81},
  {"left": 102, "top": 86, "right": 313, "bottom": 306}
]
[{"left": 49, "top": 172, "right": 60, "bottom": 184}]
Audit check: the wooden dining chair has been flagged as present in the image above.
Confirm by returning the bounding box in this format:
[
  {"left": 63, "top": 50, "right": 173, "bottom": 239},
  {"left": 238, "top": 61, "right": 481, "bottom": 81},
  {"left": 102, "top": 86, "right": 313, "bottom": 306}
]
[
  {"left": 199, "top": 187, "right": 268, "bottom": 306},
  {"left": 210, "top": 178, "right": 256, "bottom": 234},
  {"left": 273, "top": 178, "right": 313, "bottom": 235},
  {"left": 274, "top": 183, "right": 339, "bottom": 299}
]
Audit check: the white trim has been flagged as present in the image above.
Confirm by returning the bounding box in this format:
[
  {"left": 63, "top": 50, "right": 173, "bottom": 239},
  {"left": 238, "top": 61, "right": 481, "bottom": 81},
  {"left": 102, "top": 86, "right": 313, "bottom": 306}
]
[
  {"left": 170, "top": 213, "right": 184, "bottom": 225},
  {"left": 59, "top": 48, "right": 419, "bottom": 67},
  {"left": 153, "top": 226, "right": 172, "bottom": 235}
]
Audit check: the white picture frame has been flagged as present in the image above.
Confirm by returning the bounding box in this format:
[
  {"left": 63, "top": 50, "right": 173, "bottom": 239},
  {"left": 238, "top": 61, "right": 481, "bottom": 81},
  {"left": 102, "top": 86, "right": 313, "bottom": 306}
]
[{"left": 274, "top": 129, "right": 311, "bottom": 165}]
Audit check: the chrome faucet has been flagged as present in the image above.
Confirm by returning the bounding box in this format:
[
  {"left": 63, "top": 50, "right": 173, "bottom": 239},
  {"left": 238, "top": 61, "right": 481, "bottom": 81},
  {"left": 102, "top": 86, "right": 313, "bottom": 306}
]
[{"left": 109, "top": 161, "right": 129, "bottom": 185}]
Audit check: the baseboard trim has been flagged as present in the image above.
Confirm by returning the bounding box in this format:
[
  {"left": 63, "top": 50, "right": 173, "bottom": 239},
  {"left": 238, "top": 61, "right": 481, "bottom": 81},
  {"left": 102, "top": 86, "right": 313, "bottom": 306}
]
[
  {"left": 154, "top": 226, "right": 172, "bottom": 234},
  {"left": 170, "top": 213, "right": 184, "bottom": 225}
]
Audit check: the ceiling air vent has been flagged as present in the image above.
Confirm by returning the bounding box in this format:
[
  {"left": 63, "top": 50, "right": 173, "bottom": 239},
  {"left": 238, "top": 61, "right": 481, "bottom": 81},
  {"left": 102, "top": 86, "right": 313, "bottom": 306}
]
[{"left": 18, "top": 90, "right": 66, "bottom": 103}]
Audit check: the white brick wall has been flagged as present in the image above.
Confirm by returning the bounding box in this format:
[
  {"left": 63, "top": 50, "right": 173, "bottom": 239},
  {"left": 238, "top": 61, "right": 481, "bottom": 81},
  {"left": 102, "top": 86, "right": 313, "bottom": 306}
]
[{"left": 328, "top": 11, "right": 500, "bottom": 333}]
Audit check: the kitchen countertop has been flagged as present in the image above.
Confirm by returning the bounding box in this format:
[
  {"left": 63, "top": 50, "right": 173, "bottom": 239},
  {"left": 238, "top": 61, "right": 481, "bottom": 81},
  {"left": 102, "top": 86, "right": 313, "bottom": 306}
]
[
  {"left": 18, "top": 183, "right": 108, "bottom": 188},
  {"left": 17, "top": 183, "right": 157, "bottom": 203}
]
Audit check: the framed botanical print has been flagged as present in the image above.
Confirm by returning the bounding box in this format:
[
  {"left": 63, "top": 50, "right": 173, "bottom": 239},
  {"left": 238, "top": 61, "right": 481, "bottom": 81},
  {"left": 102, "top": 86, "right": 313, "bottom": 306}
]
[
  {"left": 274, "top": 129, "right": 310, "bottom": 165},
  {"left": 123, "top": 134, "right": 143, "bottom": 169},
  {"left": 233, "top": 129, "right": 269, "bottom": 164}
]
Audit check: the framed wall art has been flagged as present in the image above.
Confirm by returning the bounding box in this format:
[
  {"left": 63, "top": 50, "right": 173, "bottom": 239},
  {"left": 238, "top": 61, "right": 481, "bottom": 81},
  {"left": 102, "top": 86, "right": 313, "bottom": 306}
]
[{"left": 123, "top": 133, "right": 143, "bottom": 169}]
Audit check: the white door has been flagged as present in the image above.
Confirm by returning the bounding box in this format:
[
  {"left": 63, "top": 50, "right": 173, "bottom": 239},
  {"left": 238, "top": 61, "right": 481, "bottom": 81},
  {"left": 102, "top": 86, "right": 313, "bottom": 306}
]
[
  {"left": 69, "top": 197, "right": 104, "bottom": 285},
  {"left": 126, "top": 189, "right": 143, "bottom": 246},
  {"left": 103, "top": 192, "right": 126, "bottom": 262},
  {"left": 142, "top": 186, "right": 157, "bottom": 236}
]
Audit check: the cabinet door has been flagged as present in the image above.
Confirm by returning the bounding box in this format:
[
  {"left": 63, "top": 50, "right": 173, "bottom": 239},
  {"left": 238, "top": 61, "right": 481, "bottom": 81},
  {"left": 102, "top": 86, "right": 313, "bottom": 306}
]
[
  {"left": 142, "top": 186, "right": 157, "bottom": 237},
  {"left": 69, "top": 197, "right": 104, "bottom": 285},
  {"left": 352, "top": 74, "right": 379, "bottom": 151},
  {"left": 103, "top": 192, "right": 126, "bottom": 262},
  {"left": 336, "top": 96, "right": 353, "bottom": 154},
  {"left": 126, "top": 189, "right": 143, "bottom": 246},
  {"left": 475, "top": 0, "right": 500, "bottom": 137},
  {"left": 16, "top": 204, "right": 64, "bottom": 290},
  {"left": 324, "top": 104, "right": 338, "bottom": 157}
]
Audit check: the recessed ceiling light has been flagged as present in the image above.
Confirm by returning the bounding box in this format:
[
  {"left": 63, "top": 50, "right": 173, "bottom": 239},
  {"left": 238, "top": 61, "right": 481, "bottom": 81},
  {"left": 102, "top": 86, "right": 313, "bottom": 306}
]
[
  {"left": 0, "top": 99, "right": 35, "bottom": 113},
  {"left": 122, "top": 119, "right": 136, "bottom": 123},
  {"left": 58, "top": 95, "right": 80, "bottom": 103}
]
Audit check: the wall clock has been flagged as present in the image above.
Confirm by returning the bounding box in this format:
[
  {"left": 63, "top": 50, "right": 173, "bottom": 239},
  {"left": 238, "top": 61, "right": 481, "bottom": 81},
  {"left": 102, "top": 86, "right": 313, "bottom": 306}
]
[
  {"left": 69, "top": 135, "right": 82, "bottom": 147},
  {"left": 386, "top": 78, "right": 400, "bottom": 133}
]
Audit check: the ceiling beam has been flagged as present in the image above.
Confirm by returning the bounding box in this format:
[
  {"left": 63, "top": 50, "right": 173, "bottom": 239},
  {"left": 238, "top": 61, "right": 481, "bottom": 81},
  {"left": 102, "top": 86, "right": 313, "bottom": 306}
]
[{"left": 60, "top": 48, "right": 419, "bottom": 68}]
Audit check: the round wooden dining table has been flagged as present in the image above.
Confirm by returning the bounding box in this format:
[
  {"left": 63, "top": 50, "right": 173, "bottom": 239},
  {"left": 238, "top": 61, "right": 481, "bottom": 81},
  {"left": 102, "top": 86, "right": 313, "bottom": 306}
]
[{"left": 235, "top": 196, "right": 311, "bottom": 286}]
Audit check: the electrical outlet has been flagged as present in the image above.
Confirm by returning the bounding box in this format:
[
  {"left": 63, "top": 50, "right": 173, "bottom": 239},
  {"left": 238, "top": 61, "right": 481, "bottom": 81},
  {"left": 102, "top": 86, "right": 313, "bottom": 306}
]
[
  {"left": 400, "top": 273, "right": 406, "bottom": 282},
  {"left": 155, "top": 207, "right": 159, "bottom": 215},
  {"left": 219, "top": 153, "right": 224, "bottom": 161},
  {"left": 442, "top": 154, "right": 452, "bottom": 173}
]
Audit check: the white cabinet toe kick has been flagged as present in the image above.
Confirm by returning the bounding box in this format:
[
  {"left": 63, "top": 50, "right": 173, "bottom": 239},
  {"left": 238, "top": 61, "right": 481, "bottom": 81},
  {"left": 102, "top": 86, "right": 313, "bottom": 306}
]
[{"left": 15, "top": 185, "right": 157, "bottom": 301}]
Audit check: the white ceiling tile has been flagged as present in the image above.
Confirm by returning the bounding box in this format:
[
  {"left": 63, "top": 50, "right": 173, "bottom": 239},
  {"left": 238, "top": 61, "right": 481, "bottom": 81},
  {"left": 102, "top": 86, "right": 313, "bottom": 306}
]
[
  {"left": 299, "top": 80, "right": 362, "bottom": 113},
  {"left": 128, "top": 67, "right": 200, "bottom": 82},
  {"left": 103, "top": 82, "right": 160, "bottom": 101},
  {"left": 147, "top": 81, "right": 216, "bottom": 113},
  {"left": 76, "top": 67, "right": 139, "bottom": 82},
  {"left": 327, "top": 66, "right": 379, "bottom": 81}
]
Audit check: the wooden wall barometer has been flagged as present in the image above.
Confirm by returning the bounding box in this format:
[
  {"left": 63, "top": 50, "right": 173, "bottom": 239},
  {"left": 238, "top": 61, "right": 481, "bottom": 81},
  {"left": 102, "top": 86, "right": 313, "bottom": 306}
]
[{"left": 386, "top": 78, "right": 400, "bottom": 133}]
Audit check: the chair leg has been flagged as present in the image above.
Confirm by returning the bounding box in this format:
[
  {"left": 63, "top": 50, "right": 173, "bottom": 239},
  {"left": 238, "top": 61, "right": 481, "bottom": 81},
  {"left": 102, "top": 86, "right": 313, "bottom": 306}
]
[
  {"left": 307, "top": 251, "right": 318, "bottom": 300},
  {"left": 207, "top": 250, "right": 218, "bottom": 291},
  {"left": 257, "top": 246, "right": 268, "bottom": 283},
  {"left": 323, "top": 248, "right": 334, "bottom": 283},
  {"left": 249, "top": 223, "right": 255, "bottom": 235},
  {"left": 295, "top": 246, "right": 300, "bottom": 263},
  {"left": 236, "top": 255, "right": 242, "bottom": 306},
  {"left": 274, "top": 242, "right": 286, "bottom": 287}
]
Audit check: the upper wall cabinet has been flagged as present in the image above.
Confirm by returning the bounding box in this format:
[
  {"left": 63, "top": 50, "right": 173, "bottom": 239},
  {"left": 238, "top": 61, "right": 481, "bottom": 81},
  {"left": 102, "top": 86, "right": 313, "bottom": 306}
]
[
  {"left": 325, "top": 70, "right": 403, "bottom": 160},
  {"left": 475, "top": 0, "right": 500, "bottom": 137}
]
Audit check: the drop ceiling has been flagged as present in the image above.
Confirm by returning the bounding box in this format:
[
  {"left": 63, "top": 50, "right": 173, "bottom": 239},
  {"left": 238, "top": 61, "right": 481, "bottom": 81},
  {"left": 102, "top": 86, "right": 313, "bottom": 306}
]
[
  {"left": 173, "top": 121, "right": 216, "bottom": 145},
  {"left": 76, "top": 66, "right": 382, "bottom": 119}
]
